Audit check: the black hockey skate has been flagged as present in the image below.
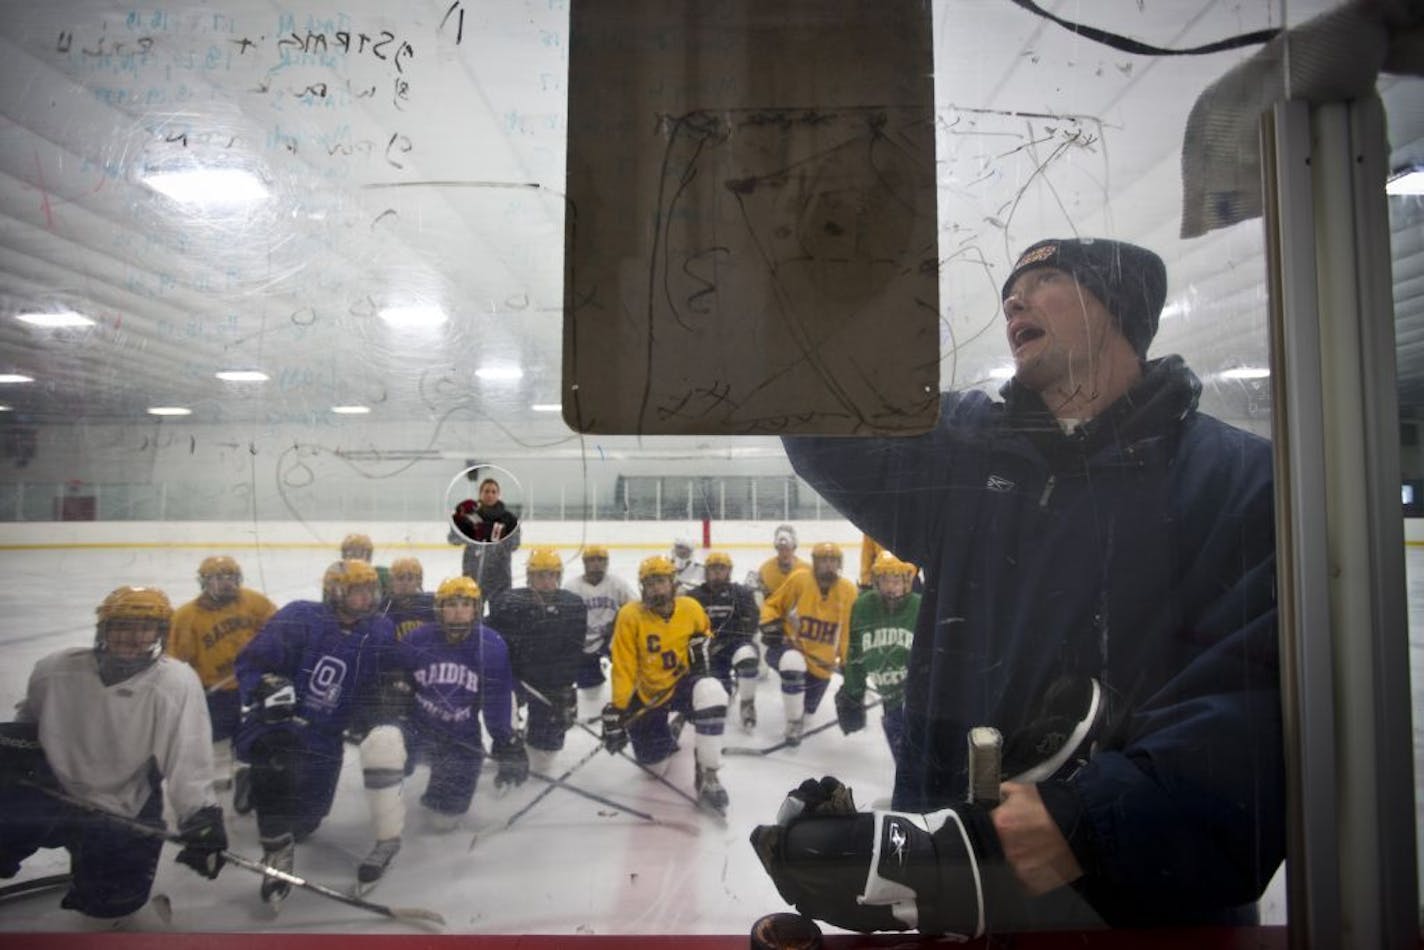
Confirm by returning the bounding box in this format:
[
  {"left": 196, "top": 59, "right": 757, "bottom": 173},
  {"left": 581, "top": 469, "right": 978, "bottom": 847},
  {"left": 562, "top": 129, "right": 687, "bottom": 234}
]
[
  {"left": 695, "top": 762, "right": 729, "bottom": 816},
  {"left": 355, "top": 837, "right": 402, "bottom": 894},
  {"left": 259, "top": 833, "right": 295, "bottom": 906}
]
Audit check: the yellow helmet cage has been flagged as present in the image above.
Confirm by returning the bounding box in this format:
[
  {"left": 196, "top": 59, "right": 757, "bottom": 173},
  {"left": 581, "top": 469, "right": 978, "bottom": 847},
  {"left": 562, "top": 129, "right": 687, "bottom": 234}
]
[{"left": 870, "top": 553, "right": 916, "bottom": 580}]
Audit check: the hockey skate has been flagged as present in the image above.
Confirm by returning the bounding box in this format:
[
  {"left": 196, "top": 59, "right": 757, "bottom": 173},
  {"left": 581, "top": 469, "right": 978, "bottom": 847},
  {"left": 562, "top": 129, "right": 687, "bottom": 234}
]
[
  {"left": 259, "top": 833, "right": 295, "bottom": 906},
  {"left": 739, "top": 697, "right": 757, "bottom": 732},
  {"left": 783, "top": 717, "right": 804, "bottom": 748},
  {"left": 695, "top": 762, "right": 729, "bottom": 816},
  {"left": 355, "top": 836, "right": 402, "bottom": 893}
]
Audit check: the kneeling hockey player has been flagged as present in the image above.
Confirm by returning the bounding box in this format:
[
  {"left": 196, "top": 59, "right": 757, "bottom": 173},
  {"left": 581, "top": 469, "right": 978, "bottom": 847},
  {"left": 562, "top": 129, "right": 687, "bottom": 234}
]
[
  {"left": 602, "top": 555, "right": 730, "bottom": 814},
  {"left": 0, "top": 587, "right": 227, "bottom": 930}
]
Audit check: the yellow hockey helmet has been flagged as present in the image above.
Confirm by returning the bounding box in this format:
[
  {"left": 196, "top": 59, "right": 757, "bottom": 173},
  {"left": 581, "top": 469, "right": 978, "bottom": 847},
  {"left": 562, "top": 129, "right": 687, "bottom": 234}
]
[
  {"left": 97, "top": 586, "right": 174, "bottom": 625},
  {"left": 390, "top": 557, "right": 423, "bottom": 581},
  {"left": 323, "top": 559, "right": 379, "bottom": 604},
  {"left": 811, "top": 542, "right": 844, "bottom": 562},
  {"left": 638, "top": 555, "right": 677, "bottom": 582},
  {"left": 704, "top": 551, "right": 733, "bottom": 569},
  {"left": 340, "top": 532, "right": 374, "bottom": 560},
  {"left": 435, "top": 576, "right": 482, "bottom": 605},
  {"left": 582, "top": 544, "right": 610, "bottom": 561},
  {"left": 870, "top": 552, "right": 916, "bottom": 580},
  {"left": 198, "top": 555, "right": 241, "bottom": 578},
  {"left": 526, "top": 547, "right": 563, "bottom": 573}
]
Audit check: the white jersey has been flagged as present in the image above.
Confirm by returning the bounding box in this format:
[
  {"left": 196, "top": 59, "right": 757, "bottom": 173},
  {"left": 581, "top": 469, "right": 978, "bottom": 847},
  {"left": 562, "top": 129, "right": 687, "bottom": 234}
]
[
  {"left": 17, "top": 648, "right": 217, "bottom": 823},
  {"left": 564, "top": 573, "right": 636, "bottom": 654},
  {"left": 673, "top": 560, "right": 705, "bottom": 595}
]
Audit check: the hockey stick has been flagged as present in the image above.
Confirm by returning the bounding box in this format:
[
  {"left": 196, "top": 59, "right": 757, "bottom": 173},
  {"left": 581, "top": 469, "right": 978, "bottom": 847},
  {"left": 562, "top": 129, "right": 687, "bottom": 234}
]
[
  {"left": 0, "top": 873, "right": 70, "bottom": 902},
  {"left": 723, "top": 698, "right": 884, "bottom": 756},
  {"left": 967, "top": 726, "right": 1004, "bottom": 807},
  {"left": 569, "top": 719, "right": 726, "bottom": 822},
  {"left": 19, "top": 781, "right": 445, "bottom": 929},
  {"left": 500, "top": 741, "right": 603, "bottom": 833},
  {"left": 526, "top": 766, "right": 696, "bottom": 833}
]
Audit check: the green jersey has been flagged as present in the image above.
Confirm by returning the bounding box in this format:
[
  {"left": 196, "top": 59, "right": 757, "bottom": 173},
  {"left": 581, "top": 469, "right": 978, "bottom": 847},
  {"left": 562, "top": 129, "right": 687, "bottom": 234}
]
[{"left": 844, "top": 589, "right": 919, "bottom": 706}]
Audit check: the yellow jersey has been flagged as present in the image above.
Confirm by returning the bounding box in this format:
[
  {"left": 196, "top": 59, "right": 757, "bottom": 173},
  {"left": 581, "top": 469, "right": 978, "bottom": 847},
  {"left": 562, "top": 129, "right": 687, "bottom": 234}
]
[
  {"left": 609, "top": 596, "right": 711, "bottom": 710},
  {"left": 168, "top": 588, "right": 278, "bottom": 691},
  {"left": 756, "top": 555, "right": 809, "bottom": 598},
  {"left": 759, "top": 568, "right": 858, "bottom": 681}
]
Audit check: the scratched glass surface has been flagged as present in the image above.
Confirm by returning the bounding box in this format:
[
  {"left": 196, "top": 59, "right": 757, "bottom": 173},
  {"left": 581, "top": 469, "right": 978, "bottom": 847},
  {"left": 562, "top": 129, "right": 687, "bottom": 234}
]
[{"left": 0, "top": 0, "right": 1416, "bottom": 936}]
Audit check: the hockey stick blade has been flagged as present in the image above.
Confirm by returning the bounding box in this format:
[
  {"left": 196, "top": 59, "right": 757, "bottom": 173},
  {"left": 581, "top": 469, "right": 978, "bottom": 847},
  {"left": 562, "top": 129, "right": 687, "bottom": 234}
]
[
  {"left": 20, "top": 781, "right": 445, "bottom": 929},
  {"left": 724, "top": 699, "right": 883, "bottom": 756}
]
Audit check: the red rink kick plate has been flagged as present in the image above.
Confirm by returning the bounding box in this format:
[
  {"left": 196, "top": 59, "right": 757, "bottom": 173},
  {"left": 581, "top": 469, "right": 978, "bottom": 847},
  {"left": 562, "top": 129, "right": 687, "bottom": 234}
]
[{"left": 562, "top": 0, "right": 940, "bottom": 436}]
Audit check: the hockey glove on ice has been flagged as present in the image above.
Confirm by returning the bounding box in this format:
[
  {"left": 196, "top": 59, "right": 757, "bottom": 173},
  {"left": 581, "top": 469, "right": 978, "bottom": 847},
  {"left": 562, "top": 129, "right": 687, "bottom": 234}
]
[
  {"left": 492, "top": 736, "right": 530, "bottom": 789},
  {"left": 750, "top": 776, "right": 1008, "bottom": 939},
  {"left": 834, "top": 685, "right": 866, "bottom": 735},
  {"left": 600, "top": 703, "right": 629, "bottom": 755},
  {"left": 175, "top": 804, "right": 228, "bottom": 879},
  {"left": 551, "top": 685, "right": 579, "bottom": 731}
]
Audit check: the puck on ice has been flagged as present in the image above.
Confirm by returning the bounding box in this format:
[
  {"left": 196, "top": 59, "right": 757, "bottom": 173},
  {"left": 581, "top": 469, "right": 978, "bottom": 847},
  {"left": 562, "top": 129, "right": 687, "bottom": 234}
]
[{"left": 750, "top": 911, "right": 823, "bottom": 949}]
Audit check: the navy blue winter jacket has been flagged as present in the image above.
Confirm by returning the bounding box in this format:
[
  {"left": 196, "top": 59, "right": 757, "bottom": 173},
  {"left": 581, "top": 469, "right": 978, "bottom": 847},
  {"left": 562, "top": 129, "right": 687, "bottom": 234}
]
[{"left": 784, "top": 355, "right": 1283, "bottom": 927}]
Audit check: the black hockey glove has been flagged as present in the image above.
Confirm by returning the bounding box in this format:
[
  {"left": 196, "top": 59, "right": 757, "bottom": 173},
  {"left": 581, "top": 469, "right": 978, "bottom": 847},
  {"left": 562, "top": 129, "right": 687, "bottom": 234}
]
[
  {"left": 750, "top": 777, "right": 1008, "bottom": 938},
  {"left": 0, "top": 722, "right": 51, "bottom": 789},
  {"left": 550, "top": 684, "right": 578, "bottom": 731},
  {"left": 834, "top": 685, "right": 866, "bottom": 735},
  {"left": 600, "top": 703, "right": 629, "bottom": 755},
  {"left": 246, "top": 673, "right": 298, "bottom": 725},
  {"left": 371, "top": 670, "right": 415, "bottom": 725},
  {"left": 492, "top": 736, "right": 530, "bottom": 789},
  {"left": 758, "top": 620, "right": 785, "bottom": 652},
  {"left": 685, "top": 634, "right": 712, "bottom": 678},
  {"left": 175, "top": 804, "right": 228, "bottom": 880}
]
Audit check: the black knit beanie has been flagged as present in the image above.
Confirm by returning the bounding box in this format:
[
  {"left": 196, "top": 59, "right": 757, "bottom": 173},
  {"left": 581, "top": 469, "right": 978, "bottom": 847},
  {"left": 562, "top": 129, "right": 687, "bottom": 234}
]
[{"left": 1000, "top": 238, "right": 1168, "bottom": 358}]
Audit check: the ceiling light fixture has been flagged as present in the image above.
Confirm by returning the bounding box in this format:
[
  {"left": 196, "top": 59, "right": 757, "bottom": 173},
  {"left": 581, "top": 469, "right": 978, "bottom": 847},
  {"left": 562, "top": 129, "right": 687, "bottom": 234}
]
[
  {"left": 1386, "top": 169, "right": 1424, "bottom": 196},
  {"left": 331, "top": 405, "right": 372, "bottom": 414},
  {"left": 216, "top": 370, "right": 270, "bottom": 382},
  {"left": 143, "top": 168, "right": 269, "bottom": 207},
  {"left": 476, "top": 365, "right": 524, "bottom": 381},
  {"left": 0, "top": 374, "right": 35, "bottom": 384},
  {"left": 0, "top": 405, "right": 11, "bottom": 412},
  {"left": 1219, "top": 367, "right": 1270, "bottom": 381},
  {"left": 379, "top": 305, "right": 448, "bottom": 328},
  {"left": 16, "top": 311, "right": 95, "bottom": 328},
  {"left": 531, "top": 403, "right": 562, "bottom": 412},
  {"left": 147, "top": 406, "right": 192, "bottom": 416}
]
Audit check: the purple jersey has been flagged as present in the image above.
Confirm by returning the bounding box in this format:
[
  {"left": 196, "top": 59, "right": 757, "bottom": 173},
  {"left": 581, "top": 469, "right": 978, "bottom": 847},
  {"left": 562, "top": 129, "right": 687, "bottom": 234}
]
[
  {"left": 235, "top": 600, "right": 397, "bottom": 737},
  {"left": 396, "top": 622, "right": 515, "bottom": 747}
]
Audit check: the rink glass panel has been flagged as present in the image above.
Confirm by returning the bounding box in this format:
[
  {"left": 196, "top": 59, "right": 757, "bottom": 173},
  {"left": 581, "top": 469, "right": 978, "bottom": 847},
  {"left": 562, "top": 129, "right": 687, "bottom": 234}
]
[{"left": 2, "top": 0, "right": 1420, "bottom": 939}]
